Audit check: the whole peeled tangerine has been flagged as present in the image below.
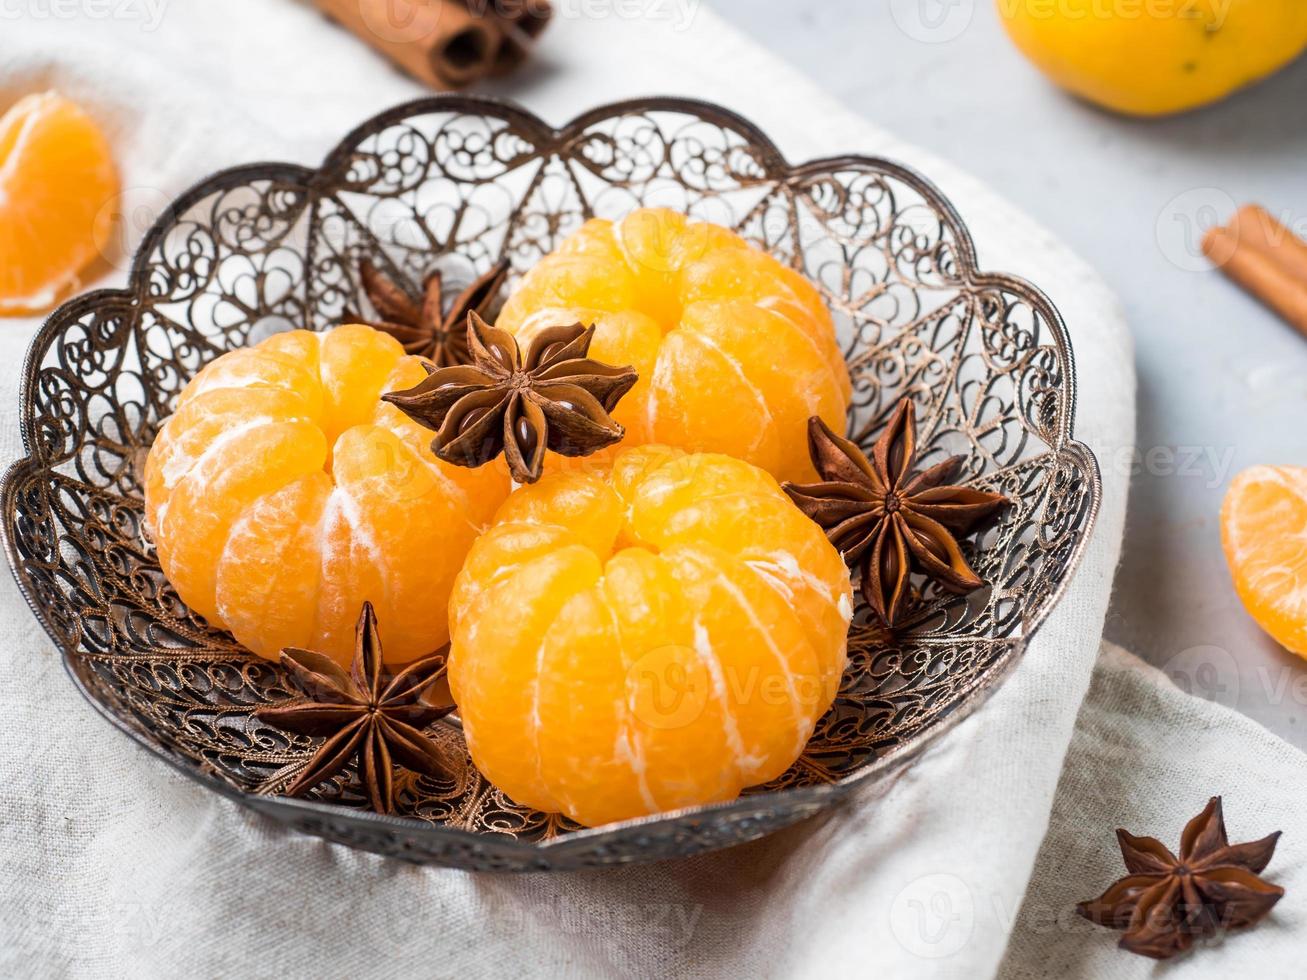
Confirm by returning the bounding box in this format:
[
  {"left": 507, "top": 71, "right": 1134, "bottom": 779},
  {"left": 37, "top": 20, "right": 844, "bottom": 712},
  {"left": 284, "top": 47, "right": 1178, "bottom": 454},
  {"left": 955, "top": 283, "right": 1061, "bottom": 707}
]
[
  {"left": 998, "top": 0, "right": 1307, "bottom": 116},
  {"left": 496, "top": 208, "right": 852, "bottom": 484},
  {"left": 144, "top": 324, "right": 511, "bottom": 667},
  {"left": 447, "top": 445, "right": 854, "bottom": 827}
]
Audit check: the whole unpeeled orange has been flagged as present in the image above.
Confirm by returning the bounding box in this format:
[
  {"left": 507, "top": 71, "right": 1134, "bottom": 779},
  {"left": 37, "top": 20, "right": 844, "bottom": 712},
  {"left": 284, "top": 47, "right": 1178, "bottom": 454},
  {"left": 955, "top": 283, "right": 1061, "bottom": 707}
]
[
  {"left": 496, "top": 208, "right": 852, "bottom": 484},
  {"left": 0, "top": 92, "right": 119, "bottom": 315},
  {"left": 1221, "top": 465, "right": 1307, "bottom": 658},
  {"left": 448, "top": 445, "right": 853, "bottom": 827},
  {"left": 998, "top": 0, "right": 1307, "bottom": 117},
  {"left": 145, "top": 324, "right": 511, "bottom": 666}
]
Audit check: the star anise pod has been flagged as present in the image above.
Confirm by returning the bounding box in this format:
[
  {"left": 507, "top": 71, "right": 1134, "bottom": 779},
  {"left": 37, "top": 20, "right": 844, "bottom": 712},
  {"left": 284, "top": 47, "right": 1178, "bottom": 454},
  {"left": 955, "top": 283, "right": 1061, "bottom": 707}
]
[
  {"left": 1078, "top": 797, "right": 1284, "bottom": 960},
  {"left": 351, "top": 257, "right": 510, "bottom": 367},
  {"left": 382, "top": 311, "right": 639, "bottom": 484},
  {"left": 254, "top": 602, "right": 455, "bottom": 815},
  {"left": 781, "top": 398, "right": 1009, "bottom": 628}
]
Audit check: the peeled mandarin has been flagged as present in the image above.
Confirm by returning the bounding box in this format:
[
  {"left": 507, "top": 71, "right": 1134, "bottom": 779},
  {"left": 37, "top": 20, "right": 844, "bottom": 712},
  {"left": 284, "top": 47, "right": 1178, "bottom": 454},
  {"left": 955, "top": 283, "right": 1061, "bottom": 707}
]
[
  {"left": 448, "top": 445, "right": 853, "bottom": 827},
  {"left": 145, "top": 323, "right": 511, "bottom": 666},
  {"left": 0, "top": 92, "right": 119, "bottom": 315},
  {"left": 1221, "top": 466, "right": 1307, "bottom": 658},
  {"left": 497, "top": 208, "right": 852, "bottom": 484}
]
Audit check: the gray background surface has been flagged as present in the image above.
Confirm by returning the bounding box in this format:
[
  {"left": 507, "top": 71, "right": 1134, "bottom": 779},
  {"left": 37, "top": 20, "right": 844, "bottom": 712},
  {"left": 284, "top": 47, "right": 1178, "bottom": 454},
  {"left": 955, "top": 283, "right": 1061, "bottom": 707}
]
[{"left": 712, "top": 0, "right": 1307, "bottom": 746}]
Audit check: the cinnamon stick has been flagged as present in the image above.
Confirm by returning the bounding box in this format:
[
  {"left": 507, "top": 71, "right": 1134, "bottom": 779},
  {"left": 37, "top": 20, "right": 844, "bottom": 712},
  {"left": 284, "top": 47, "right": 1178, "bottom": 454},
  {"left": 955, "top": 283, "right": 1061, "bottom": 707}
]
[
  {"left": 1203, "top": 224, "right": 1307, "bottom": 340},
  {"left": 481, "top": 0, "right": 553, "bottom": 77},
  {"left": 1227, "top": 204, "right": 1307, "bottom": 285},
  {"left": 312, "top": 0, "right": 550, "bottom": 90}
]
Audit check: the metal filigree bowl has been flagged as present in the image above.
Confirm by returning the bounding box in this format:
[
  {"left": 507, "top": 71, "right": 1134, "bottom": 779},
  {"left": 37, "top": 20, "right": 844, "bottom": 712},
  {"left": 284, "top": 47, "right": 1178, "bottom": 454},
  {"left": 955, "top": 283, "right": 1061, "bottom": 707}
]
[{"left": 1, "top": 97, "right": 1100, "bottom": 871}]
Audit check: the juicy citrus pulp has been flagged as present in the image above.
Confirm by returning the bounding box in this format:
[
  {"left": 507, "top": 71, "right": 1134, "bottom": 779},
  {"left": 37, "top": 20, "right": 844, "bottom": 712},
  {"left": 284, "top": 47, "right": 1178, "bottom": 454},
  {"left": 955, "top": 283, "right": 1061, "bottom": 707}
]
[
  {"left": 0, "top": 92, "right": 119, "bottom": 315},
  {"left": 144, "top": 324, "right": 511, "bottom": 666},
  {"left": 448, "top": 445, "right": 854, "bottom": 827},
  {"left": 1221, "top": 466, "right": 1307, "bottom": 658},
  {"left": 496, "top": 208, "right": 852, "bottom": 483}
]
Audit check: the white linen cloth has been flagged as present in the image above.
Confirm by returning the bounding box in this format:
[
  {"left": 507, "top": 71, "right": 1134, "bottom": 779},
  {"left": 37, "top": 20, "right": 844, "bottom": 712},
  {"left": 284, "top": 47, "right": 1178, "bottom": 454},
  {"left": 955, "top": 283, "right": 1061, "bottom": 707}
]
[{"left": 0, "top": 3, "right": 1300, "bottom": 977}]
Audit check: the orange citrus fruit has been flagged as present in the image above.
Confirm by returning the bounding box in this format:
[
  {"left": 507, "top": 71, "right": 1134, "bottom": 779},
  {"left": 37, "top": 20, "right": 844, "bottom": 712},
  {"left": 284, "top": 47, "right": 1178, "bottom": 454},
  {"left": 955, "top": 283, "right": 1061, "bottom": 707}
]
[
  {"left": 0, "top": 92, "right": 119, "bottom": 316},
  {"left": 448, "top": 444, "right": 853, "bottom": 827},
  {"left": 496, "top": 208, "right": 852, "bottom": 484},
  {"left": 998, "top": 0, "right": 1307, "bottom": 117},
  {"left": 1221, "top": 465, "right": 1307, "bottom": 658},
  {"left": 145, "top": 324, "right": 511, "bottom": 666}
]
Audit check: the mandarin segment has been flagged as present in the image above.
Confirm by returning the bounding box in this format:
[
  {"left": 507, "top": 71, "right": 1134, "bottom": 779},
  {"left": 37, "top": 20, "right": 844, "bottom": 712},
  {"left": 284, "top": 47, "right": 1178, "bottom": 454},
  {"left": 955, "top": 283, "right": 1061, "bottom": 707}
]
[
  {"left": 490, "top": 469, "right": 624, "bottom": 558},
  {"left": 174, "top": 347, "right": 325, "bottom": 419},
  {"left": 534, "top": 582, "right": 655, "bottom": 827},
  {"left": 600, "top": 547, "right": 737, "bottom": 816},
  {"left": 0, "top": 92, "right": 119, "bottom": 316},
  {"left": 681, "top": 247, "right": 851, "bottom": 400},
  {"left": 214, "top": 472, "right": 332, "bottom": 658},
  {"left": 498, "top": 253, "right": 638, "bottom": 325},
  {"left": 449, "top": 544, "right": 603, "bottom": 810},
  {"left": 667, "top": 300, "right": 846, "bottom": 482},
  {"left": 496, "top": 208, "right": 852, "bottom": 483},
  {"left": 447, "top": 447, "right": 852, "bottom": 826},
  {"left": 640, "top": 490, "right": 852, "bottom": 697},
  {"left": 661, "top": 543, "right": 822, "bottom": 783},
  {"left": 145, "top": 323, "right": 511, "bottom": 666},
  {"left": 1221, "top": 466, "right": 1307, "bottom": 657},
  {"left": 607, "top": 443, "right": 689, "bottom": 505},
  {"left": 650, "top": 321, "right": 787, "bottom": 476},
  {"left": 158, "top": 419, "right": 328, "bottom": 625},
  {"left": 319, "top": 323, "right": 406, "bottom": 446}
]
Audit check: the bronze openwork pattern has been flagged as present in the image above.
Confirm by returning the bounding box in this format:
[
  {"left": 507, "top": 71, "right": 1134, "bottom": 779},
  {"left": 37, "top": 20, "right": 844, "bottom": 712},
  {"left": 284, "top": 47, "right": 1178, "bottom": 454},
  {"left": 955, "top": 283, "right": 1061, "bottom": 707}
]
[{"left": 1, "top": 97, "right": 1101, "bottom": 871}]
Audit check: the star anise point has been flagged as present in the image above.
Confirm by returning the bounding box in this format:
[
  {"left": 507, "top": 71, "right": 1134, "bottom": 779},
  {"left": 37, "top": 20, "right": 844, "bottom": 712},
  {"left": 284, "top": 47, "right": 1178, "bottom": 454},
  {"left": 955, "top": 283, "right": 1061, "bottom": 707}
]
[
  {"left": 782, "top": 398, "right": 1009, "bottom": 629},
  {"left": 254, "top": 602, "right": 456, "bottom": 814},
  {"left": 1078, "top": 797, "right": 1285, "bottom": 960},
  {"left": 383, "top": 310, "right": 638, "bottom": 484},
  {"left": 352, "top": 257, "right": 511, "bottom": 367}
]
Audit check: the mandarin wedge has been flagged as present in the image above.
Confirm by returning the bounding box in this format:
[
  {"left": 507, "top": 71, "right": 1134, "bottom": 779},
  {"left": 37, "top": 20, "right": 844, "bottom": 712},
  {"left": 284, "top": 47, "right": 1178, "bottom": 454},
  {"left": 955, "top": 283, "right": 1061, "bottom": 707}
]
[
  {"left": 145, "top": 323, "right": 511, "bottom": 666},
  {"left": 448, "top": 445, "right": 853, "bottom": 827},
  {"left": 0, "top": 92, "right": 119, "bottom": 315},
  {"left": 497, "top": 208, "right": 852, "bottom": 483},
  {"left": 1221, "top": 465, "right": 1307, "bottom": 658}
]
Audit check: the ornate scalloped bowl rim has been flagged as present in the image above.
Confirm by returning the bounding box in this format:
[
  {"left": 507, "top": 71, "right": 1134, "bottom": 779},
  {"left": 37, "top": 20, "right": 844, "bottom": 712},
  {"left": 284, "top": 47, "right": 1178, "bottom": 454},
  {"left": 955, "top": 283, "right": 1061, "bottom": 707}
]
[{"left": 1, "top": 95, "right": 1102, "bottom": 866}]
